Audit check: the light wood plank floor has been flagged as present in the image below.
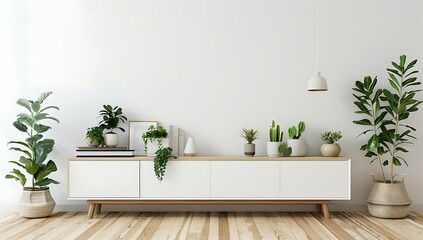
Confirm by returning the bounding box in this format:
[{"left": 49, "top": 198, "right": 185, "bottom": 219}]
[{"left": 1, "top": 211, "right": 423, "bottom": 239}]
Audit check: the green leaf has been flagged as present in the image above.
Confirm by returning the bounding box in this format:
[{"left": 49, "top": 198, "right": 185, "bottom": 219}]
[
  {"left": 35, "top": 160, "right": 57, "bottom": 181},
  {"left": 366, "top": 134, "right": 379, "bottom": 151},
  {"left": 31, "top": 101, "right": 41, "bottom": 113},
  {"left": 383, "top": 160, "right": 388, "bottom": 166},
  {"left": 393, "top": 157, "right": 401, "bottom": 166},
  {"left": 25, "top": 162, "right": 40, "bottom": 175},
  {"left": 395, "top": 147, "right": 409, "bottom": 153},
  {"left": 392, "top": 61, "right": 403, "bottom": 72},
  {"left": 8, "top": 141, "right": 30, "bottom": 149},
  {"left": 39, "top": 105, "right": 60, "bottom": 113},
  {"left": 389, "top": 79, "right": 400, "bottom": 92},
  {"left": 404, "top": 59, "right": 417, "bottom": 72},
  {"left": 34, "top": 124, "right": 51, "bottom": 133},
  {"left": 9, "top": 147, "right": 32, "bottom": 158},
  {"left": 353, "top": 119, "right": 372, "bottom": 126},
  {"left": 387, "top": 68, "right": 401, "bottom": 76},
  {"left": 17, "top": 98, "right": 33, "bottom": 113},
  {"left": 13, "top": 121, "right": 28, "bottom": 132},
  {"left": 8, "top": 160, "right": 25, "bottom": 168},
  {"left": 12, "top": 169, "right": 27, "bottom": 186},
  {"left": 399, "top": 55, "right": 406, "bottom": 68},
  {"left": 35, "top": 178, "right": 59, "bottom": 186},
  {"left": 37, "top": 92, "right": 52, "bottom": 104}
]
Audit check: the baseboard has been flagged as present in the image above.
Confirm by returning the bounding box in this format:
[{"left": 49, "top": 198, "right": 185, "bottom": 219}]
[{"left": 3, "top": 203, "right": 422, "bottom": 213}]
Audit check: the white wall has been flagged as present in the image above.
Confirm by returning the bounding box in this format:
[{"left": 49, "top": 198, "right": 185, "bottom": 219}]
[{"left": 1, "top": 0, "right": 423, "bottom": 211}]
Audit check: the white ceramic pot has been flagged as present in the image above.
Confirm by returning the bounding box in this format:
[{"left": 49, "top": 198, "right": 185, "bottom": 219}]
[
  {"left": 287, "top": 139, "right": 306, "bottom": 157},
  {"left": 367, "top": 181, "right": 412, "bottom": 218},
  {"left": 320, "top": 143, "right": 341, "bottom": 157},
  {"left": 86, "top": 138, "right": 100, "bottom": 147},
  {"left": 104, "top": 133, "right": 119, "bottom": 147},
  {"left": 18, "top": 187, "right": 56, "bottom": 218},
  {"left": 267, "top": 142, "right": 281, "bottom": 157},
  {"left": 244, "top": 143, "right": 255, "bottom": 156},
  {"left": 184, "top": 137, "right": 197, "bottom": 157}
]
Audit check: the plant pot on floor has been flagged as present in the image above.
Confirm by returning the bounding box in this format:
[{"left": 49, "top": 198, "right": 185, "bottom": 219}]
[
  {"left": 367, "top": 180, "right": 412, "bottom": 219},
  {"left": 320, "top": 143, "right": 341, "bottom": 157},
  {"left": 267, "top": 142, "right": 281, "bottom": 157},
  {"left": 287, "top": 139, "right": 306, "bottom": 156},
  {"left": 104, "top": 133, "right": 119, "bottom": 147},
  {"left": 18, "top": 187, "right": 56, "bottom": 218},
  {"left": 244, "top": 143, "right": 255, "bottom": 156}
]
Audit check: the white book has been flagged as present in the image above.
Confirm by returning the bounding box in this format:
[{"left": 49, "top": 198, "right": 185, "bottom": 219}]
[
  {"left": 170, "top": 125, "right": 179, "bottom": 156},
  {"left": 178, "top": 131, "right": 185, "bottom": 156}
]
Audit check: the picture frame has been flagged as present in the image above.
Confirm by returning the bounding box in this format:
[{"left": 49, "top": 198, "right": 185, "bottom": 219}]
[{"left": 128, "top": 121, "right": 158, "bottom": 156}]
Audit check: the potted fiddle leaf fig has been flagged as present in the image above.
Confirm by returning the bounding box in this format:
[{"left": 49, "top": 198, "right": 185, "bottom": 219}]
[
  {"left": 98, "top": 105, "right": 127, "bottom": 147},
  {"left": 287, "top": 121, "right": 306, "bottom": 156},
  {"left": 86, "top": 126, "right": 105, "bottom": 147},
  {"left": 240, "top": 128, "right": 258, "bottom": 156},
  {"left": 142, "top": 125, "right": 173, "bottom": 181},
  {"left": 5, "top": 92, "right": 60, "bottom": 218},
  {"left": 320, "top": 131, "right": 342, "bottom": 157},
  {"left": 353, "top": 55, "right": 421, "bottom": 218}
]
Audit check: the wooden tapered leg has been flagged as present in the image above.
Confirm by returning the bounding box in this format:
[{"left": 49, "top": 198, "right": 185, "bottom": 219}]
[
  {"left": 95, "top": 204, "right": 102, "bottom": 215},
  {"left": 87, "top": 203, "right": 95, "bottom": 219},
  {"left": 316, "top": 204, "right": 322, "bottom": 214},
  {"left": 321, "top": 203, "right": 330, "bottom": 219}
]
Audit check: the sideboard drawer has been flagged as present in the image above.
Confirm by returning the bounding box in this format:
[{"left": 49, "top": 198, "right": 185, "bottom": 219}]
[
  {"left": 280, "top": 160, "right": 350, "bottom": 199},
  {"left": 69, "top": 161, "right": 140, "bottom": 198}
]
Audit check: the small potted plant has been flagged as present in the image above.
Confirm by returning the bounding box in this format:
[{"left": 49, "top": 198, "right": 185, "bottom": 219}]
[
  {"left": 98, "top": 105, "right": 127, "bottom": 147},
  {"left": 320, "top": 131, "right": 342, "bottom": 157},
  {"left": 86, "top": 126, "right": 105, "bottom": 147},
  {"left": 5, "top": 92, "right": 60, "bottom": 218},
  {"left": 288, "top": 121, "right": 306, "bottom": 156},
  {"left": 267, "top": 120, "right": 291, "bottom": 157},
  {"left": 142, "top": 125, "right": 173, "bottom": 181},
  {"left": 240, "top": 128, "right": 259, "bottom": 156}
]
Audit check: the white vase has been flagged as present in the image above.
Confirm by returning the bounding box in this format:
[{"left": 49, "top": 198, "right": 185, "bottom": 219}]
[
  {"left": 320, "top": 143, "right": 341, "bottom": 157},
  {"left": 18, "top": 187, "right": 56, "bottom": 218},
  {"left": 184, "top": 137, "right": 197, "bottom": 157},
  {"left": 287, "top": 139, "right": 306, "bottom": 157},
  {"left": 267, "top": 142, "right": 281, "bottom": 157},
  {"left": 104, "top": 133, "right": 119, "bottom": 147}
]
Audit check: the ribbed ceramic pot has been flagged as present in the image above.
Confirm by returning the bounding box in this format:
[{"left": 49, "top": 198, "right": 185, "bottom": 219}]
[
  {"left": 86, "top": 138, "right": 100, "bottom": 147},
  {"left": 320, "top": 143, "right": 341, "bottom": 157},
  {"left": 367, "top": 181, "right": 412, "bottom": 218},
  {"left": 244, "top": 143, "right": 255, "bottom": 156},
  {"left": 18, "top": 187, "right": 56, "bottom": 218},
  {"left": 267, "top": 142, "right": 281, "bottom": 157},
  {"left": 287, "top": 139, "right": 306, "bottom": 157},
  {"left": 104, "top": 133, "right": 119, "bottom": 147}
]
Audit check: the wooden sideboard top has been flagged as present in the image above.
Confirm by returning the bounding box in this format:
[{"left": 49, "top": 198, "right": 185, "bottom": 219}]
[{"left": 68, "top": 156, "right": 350, "bottom": 161}]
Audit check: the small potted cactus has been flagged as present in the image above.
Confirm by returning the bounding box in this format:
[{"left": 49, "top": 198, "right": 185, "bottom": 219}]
[
  {"left": 267, "top": 120, "right": 291, "bottom": 157},
  {"left": 288, "top": 121, "right": 306, "bottom": 156},
  {"left": 320, "top": 131, "right": 342, "bottom": 157},
  {"left": 240, "top": 128, "right": 259, "bottom": 156}
]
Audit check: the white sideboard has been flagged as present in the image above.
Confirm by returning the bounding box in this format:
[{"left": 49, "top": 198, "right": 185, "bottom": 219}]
[{"left": 68, "top": 156, "right": 351, "bottom": 219}]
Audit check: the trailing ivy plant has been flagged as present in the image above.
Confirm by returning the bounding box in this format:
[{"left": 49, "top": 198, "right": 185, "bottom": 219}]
[
  {"left": 5, "top": 92, "right": 60, "bottom": 189},
  {"left": 142, "top": 125, "right": 173, "bottom": 181},
  {"left": 353, "top": 55, "right": 422, "bottom": 183}
]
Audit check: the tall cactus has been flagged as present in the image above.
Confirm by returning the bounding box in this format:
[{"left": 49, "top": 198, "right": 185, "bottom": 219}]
[{"left": 269, "top": 120, "right": 284, "bottom": 142}]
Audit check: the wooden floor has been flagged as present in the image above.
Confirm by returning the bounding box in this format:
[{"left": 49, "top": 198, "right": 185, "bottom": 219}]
[{"left": 1, "top": 212, "right": 423, "bottom": 240}]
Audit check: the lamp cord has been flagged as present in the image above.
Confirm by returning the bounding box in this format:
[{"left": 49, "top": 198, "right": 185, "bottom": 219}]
[{"left": 316, "top": 0, "right": 319, "bottom": 72}]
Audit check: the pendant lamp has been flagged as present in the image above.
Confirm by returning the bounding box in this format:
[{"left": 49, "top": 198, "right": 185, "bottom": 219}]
[{"left": 308, "top": 0, "right": 328, "bottom": 91}]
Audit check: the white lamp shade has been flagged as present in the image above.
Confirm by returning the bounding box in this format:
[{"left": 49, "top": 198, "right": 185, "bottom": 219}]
[{"left": 307, "top": 72, "right": 328, "bottom": 91}]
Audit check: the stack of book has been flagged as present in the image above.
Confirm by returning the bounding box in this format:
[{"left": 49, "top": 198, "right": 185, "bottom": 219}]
[{"left": 76, "top": 147, "right": 134, "bottom": 157}]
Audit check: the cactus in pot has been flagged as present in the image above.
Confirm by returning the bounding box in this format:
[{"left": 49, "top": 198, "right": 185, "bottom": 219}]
[
  {"left": 287, "top": 121, "right": 306, "bottom": 156},
  {"left": 267, "top": 120, "right": 291, "bottom": 157}
]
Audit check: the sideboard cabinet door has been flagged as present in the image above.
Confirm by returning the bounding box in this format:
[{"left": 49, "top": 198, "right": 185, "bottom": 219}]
[
  {"left": 280, "top": 160, "right": 350, "bottom": 199},
  {"left": 140, "top": 161, "right": 210, "bottom": 198},
  {"left": 211, "top": 161, "right": 280, "bottom": 198},
  {"left": 69, "top": 161, "right": 140, "bottom": 198}
]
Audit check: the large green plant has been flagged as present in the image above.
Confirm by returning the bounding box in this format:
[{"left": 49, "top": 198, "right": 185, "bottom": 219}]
[
  {"left": 353, "top": 55, "right": 422, "bottom": 183},
  {"left": 98, "top": 105, "right": 127, "bottom": 133},
  {"left": 5, "top": 92, "right": 60, "bottom": 188},
  {"left": 142, "top": 125, "right": 173, "bottom": 181}
]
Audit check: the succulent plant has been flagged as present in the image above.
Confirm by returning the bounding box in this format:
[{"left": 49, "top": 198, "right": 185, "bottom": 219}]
[
  {"left": 321, "top": 131, "right": 342, "bottom": 144},
  {"left": 288, "top": 121, "right": 305, "bottom": 139},
  {"left": 240, "top": 128, "right": 259, "bottom": 144},
  {"left": 278, "top": 142, "right": 292, "bottom": 156}
]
